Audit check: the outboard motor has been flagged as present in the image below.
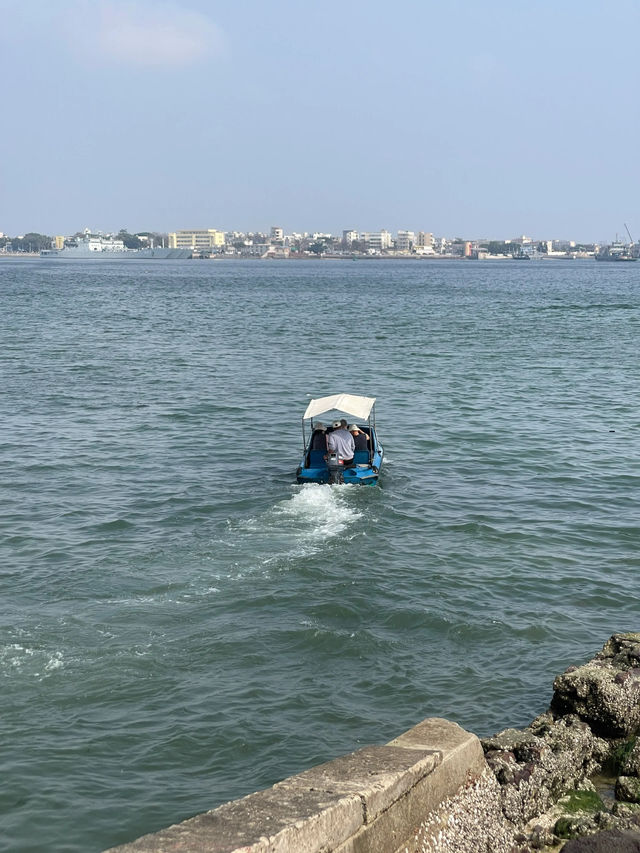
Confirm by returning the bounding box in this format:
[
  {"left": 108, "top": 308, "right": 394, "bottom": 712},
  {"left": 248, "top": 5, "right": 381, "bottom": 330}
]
[{"left": 326, "top": 450, "right": 344, "bottom": 484}]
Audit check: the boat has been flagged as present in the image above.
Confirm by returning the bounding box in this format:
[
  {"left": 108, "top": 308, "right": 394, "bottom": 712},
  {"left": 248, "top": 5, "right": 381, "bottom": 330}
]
[
  {"left": 595, "top": 241, "right": 637, "bottom": 262},
  {"left": 296, "top": 393, "right": 383, "bottom": 485},
  {"left": 40, "top": 233, "right": 192, "bottom": 260}
]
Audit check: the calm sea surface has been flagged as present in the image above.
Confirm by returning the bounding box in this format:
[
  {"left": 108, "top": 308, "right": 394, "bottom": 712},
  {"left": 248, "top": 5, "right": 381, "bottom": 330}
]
[{"left": 2, "top": 257, "right": 640, "bottom": 852}]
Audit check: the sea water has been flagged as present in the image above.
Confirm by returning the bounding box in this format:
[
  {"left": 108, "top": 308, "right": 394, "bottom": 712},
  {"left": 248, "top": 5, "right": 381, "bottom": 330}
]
[{"left": 1, "top": 257, "right": 640, "bottom": 852}]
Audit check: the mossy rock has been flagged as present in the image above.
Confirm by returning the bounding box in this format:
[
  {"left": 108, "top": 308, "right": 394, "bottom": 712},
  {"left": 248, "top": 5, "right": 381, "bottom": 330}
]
[
  {"left": 558, "top": 789, "right": 606, "bottom": 814},
  {"left": 554, "top": 814, "right": 599, "bottom": 839},
  {"left": 610, "top": 737, "right": 637, "bottom": 774}
]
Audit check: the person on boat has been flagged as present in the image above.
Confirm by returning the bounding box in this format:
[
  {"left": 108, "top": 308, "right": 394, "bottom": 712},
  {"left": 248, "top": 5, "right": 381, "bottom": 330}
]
[
  {"left": 310, "top": 422, "right": 328, "bottom": 451},
  {"left": 348, "top": 424, "right": 369, "bottom": 452},
  {"left": 327, "top": 421, "right": 354, "bottom": 467}
]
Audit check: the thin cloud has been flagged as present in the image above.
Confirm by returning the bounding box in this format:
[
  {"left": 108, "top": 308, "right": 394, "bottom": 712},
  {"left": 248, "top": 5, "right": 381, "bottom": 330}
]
[{"left": 63, "top": 1, "right": 226, "bottom": 68}]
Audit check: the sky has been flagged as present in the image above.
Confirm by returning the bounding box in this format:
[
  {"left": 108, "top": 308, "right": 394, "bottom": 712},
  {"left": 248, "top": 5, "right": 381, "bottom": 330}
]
[{"left": 1, "top": 0, "right": 639, "bottom": 242}]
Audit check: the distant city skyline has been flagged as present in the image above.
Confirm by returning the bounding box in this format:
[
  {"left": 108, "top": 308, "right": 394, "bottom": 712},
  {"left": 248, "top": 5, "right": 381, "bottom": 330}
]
[
  {"left": 0, "top": 224, "right": 620, "bottom": 246},
  {"left": 1, "top": 0, "right": 639, "bottom": 243},
  {"left": 2, "top": 225, "right": 621, "bottom": 261}
]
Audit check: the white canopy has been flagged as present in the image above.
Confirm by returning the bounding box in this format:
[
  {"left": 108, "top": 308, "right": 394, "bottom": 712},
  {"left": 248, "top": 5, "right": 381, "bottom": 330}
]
[{"left": 303, "top": 394, "right": 376, "bottom": 421}]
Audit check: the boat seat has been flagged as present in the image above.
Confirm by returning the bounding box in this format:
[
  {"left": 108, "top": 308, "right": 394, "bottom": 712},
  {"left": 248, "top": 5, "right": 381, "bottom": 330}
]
[
  {"left": 308, "top": 449, "right": 327, "bottom": 468},
  {"left": 310, "top": 432, "right": 327, "bottom": 451},
  {"left": 353, "top": 450, "right": 370, "bottom": 465}
]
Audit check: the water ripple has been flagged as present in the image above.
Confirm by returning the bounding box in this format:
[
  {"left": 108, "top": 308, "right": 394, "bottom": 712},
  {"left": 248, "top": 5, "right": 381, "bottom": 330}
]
[{"left": 2, "top": 258, "right": 640, "bottom": 852}]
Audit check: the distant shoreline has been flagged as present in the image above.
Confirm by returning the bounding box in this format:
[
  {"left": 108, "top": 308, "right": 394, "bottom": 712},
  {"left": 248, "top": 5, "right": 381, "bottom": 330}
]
[
  {"left": 0, "top": 252, "right": 40, "bottom": 258},
  {"left": 200, "top": 254, "right": 592, "bottom": 261},
  {"left": 0, "top": 252, "right": 594, "bottom": 262}
]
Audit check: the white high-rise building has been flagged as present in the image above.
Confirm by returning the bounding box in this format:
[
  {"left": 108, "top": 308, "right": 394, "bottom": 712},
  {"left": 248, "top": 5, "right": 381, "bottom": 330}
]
[
  {"left": 396, "top": 231, "right": 415, "bottom": 252},
  {"left": 366, "top": 230, "right": 392, "bottom": 252}
]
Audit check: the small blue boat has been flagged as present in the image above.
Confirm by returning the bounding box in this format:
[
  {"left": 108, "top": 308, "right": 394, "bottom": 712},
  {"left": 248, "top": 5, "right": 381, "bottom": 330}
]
[{"left": 296, "top": 393, "right": 383, "bottom": 485}]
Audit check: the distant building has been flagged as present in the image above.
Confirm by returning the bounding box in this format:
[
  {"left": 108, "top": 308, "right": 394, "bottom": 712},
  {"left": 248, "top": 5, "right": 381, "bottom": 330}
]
[
  {"left": 415, "top": 232, "right": 434, "bottom": 251},
  {"left": 342, "top": 229, "right": 358, "bottom": 245},
  {"left": 366, "top": 230, "right": 392, "bottom": 252},
  {"left": 396, "top": 230, "right": 415, "bottom": 252},
  {"left": 270, "top": 226, "right": 284, "bottom": 243},
  {"left": 54, "top": 235, "right": 65, "bottom": 249},
  {"left": 265, "top": 245, "right": 290, "bottom": 258},
  {"left": 236, "top": 242, "right": 270, "bottom": 257},
  {"left": 168, "top": 229, "right": 225, "bottom": 250}
]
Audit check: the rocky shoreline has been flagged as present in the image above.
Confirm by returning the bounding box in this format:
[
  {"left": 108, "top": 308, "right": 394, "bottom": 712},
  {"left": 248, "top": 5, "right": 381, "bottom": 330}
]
[{"left": 479, "top": 632, "right": 640, "bottom": 852}]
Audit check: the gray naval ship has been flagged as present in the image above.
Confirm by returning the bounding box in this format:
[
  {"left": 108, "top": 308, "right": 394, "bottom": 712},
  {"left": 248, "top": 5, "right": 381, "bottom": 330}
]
[
  {"left": 41, "top": 233, "right": 192, "bottom": 260},
  {"left": 594, "top": 240, "right": 637, "bottom": 262}
]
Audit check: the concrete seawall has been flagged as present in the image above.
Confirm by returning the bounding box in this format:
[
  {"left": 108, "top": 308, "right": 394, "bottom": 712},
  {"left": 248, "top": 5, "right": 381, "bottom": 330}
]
[
  {"left": 104, "top": 633, "right": 640, "bottom": 852},
  {"left": 106, "top": 717, "right": 515, "bottom": 853}
]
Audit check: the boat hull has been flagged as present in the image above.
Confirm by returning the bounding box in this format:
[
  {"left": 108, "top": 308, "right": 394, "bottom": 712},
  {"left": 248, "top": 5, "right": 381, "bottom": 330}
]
[
  {"left": 595, "top": 240, "right": 637, "bottom": 261},
  {"left": 296, "top": 462, "right": 382, "bottom": 486},
  {"left": 40, "top": 248, "right": 192, "bottom": 260},
  {"left": 595, "top": 256, "right": 637, "bottom": 262}
]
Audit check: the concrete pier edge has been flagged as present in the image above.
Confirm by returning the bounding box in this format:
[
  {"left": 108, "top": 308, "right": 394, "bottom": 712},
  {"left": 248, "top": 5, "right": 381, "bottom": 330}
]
[
  {"left": 104, "top": 717, "right": 494, "bottom": 853},
  {"left": 105, "top": 633, "right": 640, "bottom": 852}
]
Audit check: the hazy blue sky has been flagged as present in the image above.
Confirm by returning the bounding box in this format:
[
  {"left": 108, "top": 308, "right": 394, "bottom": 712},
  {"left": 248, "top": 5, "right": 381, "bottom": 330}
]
[{"left": 1, "top": 0, "right": 638, "bottom": 241}]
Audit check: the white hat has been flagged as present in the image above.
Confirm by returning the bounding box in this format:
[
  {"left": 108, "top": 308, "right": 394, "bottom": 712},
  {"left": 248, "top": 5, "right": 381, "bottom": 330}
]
[
  {"left": 332, "top": 420, "right": 341, "bottom": 428},
  {"left": 348, "top": 424, "right": 360, "bottom": 432}
]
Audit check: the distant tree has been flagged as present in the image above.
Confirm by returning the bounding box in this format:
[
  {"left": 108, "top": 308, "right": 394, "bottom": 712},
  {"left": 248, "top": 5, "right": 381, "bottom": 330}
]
[
  {"left": 12, "top": 232, "right": 52, "bottom": 252},
  {"left": 308, "top": 241, "right": 326, "bottom": 255},
  {"left": 118, "top": 229, "right": 142, "bottom": 249},
  {"left": 484, "top": 241, "right": 512, "bottom": 255}
]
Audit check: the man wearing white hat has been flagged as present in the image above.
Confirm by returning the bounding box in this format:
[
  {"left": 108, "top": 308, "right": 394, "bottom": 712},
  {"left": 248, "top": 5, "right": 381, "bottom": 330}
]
[{"left": 327, "top": 420, "right": 354, "bottom": 467}]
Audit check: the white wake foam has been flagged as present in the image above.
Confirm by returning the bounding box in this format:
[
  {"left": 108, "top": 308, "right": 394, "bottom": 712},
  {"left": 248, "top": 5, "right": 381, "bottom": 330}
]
[
  {"left": 202, "top": 485, "right": 365, "bottom": 585},
  {"left": 0, "top": 643, "right": 64, "bottom": 678},
  {"left": 273, "top": 484, "right": 363, "bottom": 541}
]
